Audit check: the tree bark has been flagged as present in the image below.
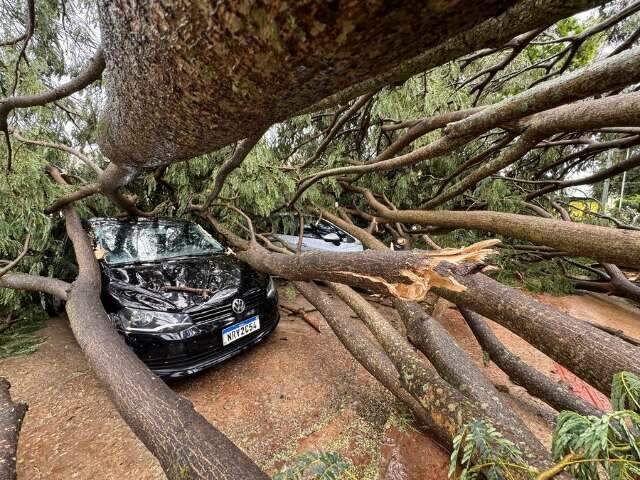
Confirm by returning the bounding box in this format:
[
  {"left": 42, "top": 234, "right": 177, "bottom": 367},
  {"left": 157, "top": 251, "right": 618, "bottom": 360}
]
[
  {"left": 433, "top": 267, "right": 640, "bottom": 396},
  {"left": 292, "top": 281, "right": 440, "bottom": 438},
  {"left": 97, "top": 0, "right": 536, "bottom": 167},
  {"left": 0, "top": 378, "right": 27, "bottom": 480},
  {"left": 328, "top": 282, "right": 552, "bottom": 474},
  {"left": 395, "top": 299, "right": 527, "bottom": 427},
  {"left": 459, "top": 308, "right": 603, "bottom": 417},
  {"left": 374, "top": 205, "right": 640, "bottom": 268}
]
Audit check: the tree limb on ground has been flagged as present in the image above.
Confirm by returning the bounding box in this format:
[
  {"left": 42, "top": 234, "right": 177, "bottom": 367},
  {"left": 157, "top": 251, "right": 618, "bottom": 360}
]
[{"left": 0, "top": 378, "right": 27, "bottom": 480}]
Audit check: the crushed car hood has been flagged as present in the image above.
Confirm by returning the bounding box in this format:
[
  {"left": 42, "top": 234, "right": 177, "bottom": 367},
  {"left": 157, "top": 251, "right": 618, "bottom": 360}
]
[{"left": 101, "top": 254, "right": 266, "bottom": 311}]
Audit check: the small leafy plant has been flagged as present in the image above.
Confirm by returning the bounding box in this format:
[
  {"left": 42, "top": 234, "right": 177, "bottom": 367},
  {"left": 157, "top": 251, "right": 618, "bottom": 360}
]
[
  {"left": 449, "top": 372, "right": 640, "bottom": 480},
  {"left": 273, "top": 451, "right": 356, "bottom": 480},
  {"left": 449, "top": 420, "right": 534, "bottom": 479}
]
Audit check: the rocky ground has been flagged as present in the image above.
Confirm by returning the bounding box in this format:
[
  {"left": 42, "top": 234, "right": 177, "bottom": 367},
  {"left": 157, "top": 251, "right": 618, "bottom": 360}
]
[{"left": 1, "top": 284, "right": 639, "bottom": 480}]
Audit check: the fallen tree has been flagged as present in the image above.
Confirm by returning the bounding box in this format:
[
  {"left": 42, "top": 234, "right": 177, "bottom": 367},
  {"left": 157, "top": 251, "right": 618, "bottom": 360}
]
[{"left": 3, "top": 1, "right": 640, "bottom": 478}]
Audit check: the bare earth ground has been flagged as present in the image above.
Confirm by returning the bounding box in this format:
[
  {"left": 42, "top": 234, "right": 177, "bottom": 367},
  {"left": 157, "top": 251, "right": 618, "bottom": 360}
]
[{"left": 1, "top": 285, "right": 639, "bottom": 480}]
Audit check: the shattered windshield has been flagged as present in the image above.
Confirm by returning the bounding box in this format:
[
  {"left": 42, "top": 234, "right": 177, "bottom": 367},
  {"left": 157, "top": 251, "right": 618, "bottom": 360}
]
[{"left": 91, "top": 221, "right": 224, "bottom": 265}]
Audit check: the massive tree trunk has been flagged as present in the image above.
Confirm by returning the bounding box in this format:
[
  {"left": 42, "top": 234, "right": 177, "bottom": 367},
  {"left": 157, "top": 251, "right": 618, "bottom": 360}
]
[
  {"left": 0, "top": 379, "right": 27, "bottom": 480},
  {"left": 95, "top": 0, "right": 599, "bottom": 168},
  {"left": 433, "top": 267, "right": 640, "bottom": 395}
]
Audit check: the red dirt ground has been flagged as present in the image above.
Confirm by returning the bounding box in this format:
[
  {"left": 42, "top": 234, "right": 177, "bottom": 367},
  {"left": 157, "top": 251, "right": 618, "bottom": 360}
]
[{"left": 1, "top": 286, "right": 638, "bottom": 479}]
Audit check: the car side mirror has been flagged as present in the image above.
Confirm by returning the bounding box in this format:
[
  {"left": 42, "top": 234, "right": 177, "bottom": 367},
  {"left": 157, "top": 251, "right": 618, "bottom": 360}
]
[{"left": 321, "top": 232, "right": 340, "bottom": 242}]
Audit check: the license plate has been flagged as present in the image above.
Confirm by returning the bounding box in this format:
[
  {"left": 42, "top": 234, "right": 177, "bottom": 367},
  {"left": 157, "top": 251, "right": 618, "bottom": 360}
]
[{"left": 222, "top": 316, "right": 260, "bottom": 346}]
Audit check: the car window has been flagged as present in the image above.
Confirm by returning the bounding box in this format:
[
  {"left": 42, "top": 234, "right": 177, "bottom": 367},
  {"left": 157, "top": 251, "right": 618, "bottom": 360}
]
[
  {"left": 91, "top": 222, "right": 224, "bottom": 265},
  {"left": 276, "top": 215, "right": 357, "bottom": 244}
]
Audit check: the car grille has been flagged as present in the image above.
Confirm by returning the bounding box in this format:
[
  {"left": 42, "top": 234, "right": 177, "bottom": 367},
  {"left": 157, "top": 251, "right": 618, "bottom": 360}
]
[
  {"left": 188, "top": 288, "right": 265, "bottom": 324},
  {"left": 145, "top": 331, "right": 262, "bottom": 371}
]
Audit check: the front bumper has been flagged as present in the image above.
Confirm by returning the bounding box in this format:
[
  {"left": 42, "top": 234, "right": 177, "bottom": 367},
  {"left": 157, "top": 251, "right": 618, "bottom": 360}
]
[{"left": 118, "top": 294, "right": 279, "bottom": 379}]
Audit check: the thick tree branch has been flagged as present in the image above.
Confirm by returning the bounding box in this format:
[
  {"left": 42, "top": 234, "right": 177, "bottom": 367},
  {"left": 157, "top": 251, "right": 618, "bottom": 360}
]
[
  {"left": 0, "top": 378, "right": 27, "bottom": 480},
  {"left": 358, "top": 185, "right": 640, "bottom": 267},
  {"left": 0, "top": 234, "right": 30, "bottom": 278},
  {"left": 396, "top": 298, "right": 528, "bottom": 428},
  {"left": 44, "top": 182, "right": 101, "bottom": 214},
  {"left": 204, "top": 130, "right": 265, "bottom": 207},
  {"left": 210, "top": 219, "right": 499, "bottom": 300},
  {"left": 601, "top": 263, "right": 640, "bottom": 303},
  {"left": 0, "top": 273, "right": 69, "bottom": 301},
  {"left": 460, "top": 308, "right": 603, "bottom": 417},
  {"left": 98, "top": 0, "right": 606, "bottom": 168},
  {"left": 433, "top": 266, "right": 640, "bottom": 395}
]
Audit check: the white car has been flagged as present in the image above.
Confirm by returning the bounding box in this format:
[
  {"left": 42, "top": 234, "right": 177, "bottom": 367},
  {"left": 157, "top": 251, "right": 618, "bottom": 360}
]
[{"left": 273, "top": 216, "right": 363, "bottom": 253}]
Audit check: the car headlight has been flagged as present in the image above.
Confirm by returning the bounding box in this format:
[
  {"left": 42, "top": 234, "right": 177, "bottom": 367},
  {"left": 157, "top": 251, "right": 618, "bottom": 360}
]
[
  {"left": 266, "top": 276, "right": 277, "bottom": 298},
  {"left": 115, "top": 308, "right": 193, "bottom": 333}
]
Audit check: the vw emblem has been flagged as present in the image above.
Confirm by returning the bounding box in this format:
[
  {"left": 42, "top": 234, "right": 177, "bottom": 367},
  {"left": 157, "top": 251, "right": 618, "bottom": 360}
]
[{"left": 232, "top": 298, "right": 245, "bottom": 314}]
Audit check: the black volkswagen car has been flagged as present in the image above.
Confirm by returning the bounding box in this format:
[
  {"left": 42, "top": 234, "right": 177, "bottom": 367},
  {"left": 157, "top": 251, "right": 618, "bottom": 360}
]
[{"left": 82, "top": 217, "right": 279, "bottom": 379}]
